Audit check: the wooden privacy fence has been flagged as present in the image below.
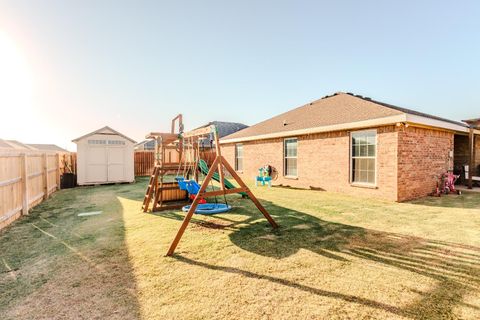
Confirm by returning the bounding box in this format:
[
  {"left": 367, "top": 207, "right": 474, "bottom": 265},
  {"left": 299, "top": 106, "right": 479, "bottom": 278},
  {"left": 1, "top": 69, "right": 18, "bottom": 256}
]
[
  {"left": 134, "top": 149, "right": 216, "bottom": 176},
  {"left": 135, "top": 151, "right": 155, "bottom": 176},
  {"left": 0, "top": 152, "right": 76, "bottom": 230}
]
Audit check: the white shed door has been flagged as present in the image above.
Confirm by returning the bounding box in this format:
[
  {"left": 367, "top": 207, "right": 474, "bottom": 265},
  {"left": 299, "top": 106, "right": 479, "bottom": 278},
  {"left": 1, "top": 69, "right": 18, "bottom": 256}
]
[
  {"left": 86, "top": 146, "right": 108, "bottom": 182},
  {"left": 107, "top": 146, "right": 125, "bottom": 182}
]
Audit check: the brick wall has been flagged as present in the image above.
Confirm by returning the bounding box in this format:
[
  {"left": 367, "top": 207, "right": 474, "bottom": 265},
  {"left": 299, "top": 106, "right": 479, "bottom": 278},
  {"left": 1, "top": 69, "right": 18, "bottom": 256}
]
[
  {"left": 222, "top": 125, "right": 399, "bottom": 201},
  {"left": 476, "top": 137, "right": 480, "bottom": 174},
  {"left": 223, "top": 126, "right": 458, "bottom": 202},
  {"left": 397, "top": 127, "right": 454, "bottom": 201}
]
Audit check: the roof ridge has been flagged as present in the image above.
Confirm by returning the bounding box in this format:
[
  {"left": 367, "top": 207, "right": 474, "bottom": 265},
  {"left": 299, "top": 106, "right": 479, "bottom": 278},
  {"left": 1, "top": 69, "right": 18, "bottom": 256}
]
[
  {"left": 72, "top": 126, "right": 136, "bottom": 143},
  {"left": 342, "top": 93, "right": 467, "bottom": 127}
]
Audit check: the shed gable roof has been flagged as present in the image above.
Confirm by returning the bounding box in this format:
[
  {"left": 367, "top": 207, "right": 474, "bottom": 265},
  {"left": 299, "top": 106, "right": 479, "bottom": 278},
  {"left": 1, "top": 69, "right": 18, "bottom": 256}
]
[{"left": 72, "top": 126, "right": 136, "bottom": 143}]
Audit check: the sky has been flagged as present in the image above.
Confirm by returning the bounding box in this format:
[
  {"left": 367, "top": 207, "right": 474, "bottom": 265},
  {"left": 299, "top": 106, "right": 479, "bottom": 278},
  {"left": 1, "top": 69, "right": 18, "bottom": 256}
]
[{"left": 0, "top": 0, "right": 479, "bottom": 151}]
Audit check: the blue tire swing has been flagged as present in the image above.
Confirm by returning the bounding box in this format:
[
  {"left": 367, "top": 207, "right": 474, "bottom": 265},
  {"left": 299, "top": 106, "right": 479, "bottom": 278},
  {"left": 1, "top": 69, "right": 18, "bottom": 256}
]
[
  {"left": 175, "top": 138, "right": 232, "bottom": 215},
  {"left": 176, "top": 177, "right": 232, "bottom": 215},
  {"left": 182, "top": 203, "right": 232, "bottom": 215}
]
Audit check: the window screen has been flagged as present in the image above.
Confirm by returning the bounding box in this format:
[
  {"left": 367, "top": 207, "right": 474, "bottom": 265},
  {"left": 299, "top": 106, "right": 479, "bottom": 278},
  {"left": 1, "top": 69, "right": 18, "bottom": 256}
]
[
  {"left": 351, "top": 131, "right": 376, "bottom": 184},
  {"left": 235, "top": 144, "right": 243, "bottom": 171},
  {"left": 284, "top": 138, "right": 298, "bottom": 177}
]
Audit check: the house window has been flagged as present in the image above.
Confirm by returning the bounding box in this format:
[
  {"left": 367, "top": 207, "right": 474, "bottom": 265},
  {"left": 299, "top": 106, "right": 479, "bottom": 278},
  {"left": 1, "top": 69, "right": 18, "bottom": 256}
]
[
  {"left": 284, "top": 138, "right": 298, "bottom": 177},
  {"left": 351, "top": 130, "right": 377, "bottom": 185},
  {"left": 235, "top": 144, "right": 243, "bottom": 171}
]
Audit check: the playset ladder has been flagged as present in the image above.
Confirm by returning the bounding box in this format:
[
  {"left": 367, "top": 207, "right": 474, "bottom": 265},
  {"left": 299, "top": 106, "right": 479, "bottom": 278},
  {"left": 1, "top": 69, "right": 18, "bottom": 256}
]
[{"left": 142, "top": 166, "right": 160, "bottom": 212}]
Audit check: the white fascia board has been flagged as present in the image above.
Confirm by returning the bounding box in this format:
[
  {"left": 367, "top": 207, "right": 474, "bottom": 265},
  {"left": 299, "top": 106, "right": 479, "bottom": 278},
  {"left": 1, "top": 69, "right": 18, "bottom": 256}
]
[
  {"left": 220, "top": 114, "right": 407, "bottom": 144},
  {"left": 405, "top": 114, "right": 469, "bottom": 133}
]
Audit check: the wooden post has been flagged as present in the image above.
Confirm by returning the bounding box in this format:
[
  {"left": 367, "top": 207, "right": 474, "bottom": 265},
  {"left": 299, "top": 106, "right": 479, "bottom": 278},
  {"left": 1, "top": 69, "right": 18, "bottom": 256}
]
[
  {"left": 156, "top": 137, "right": 164, "bottom": 211},
  {"left": 194, "top": 139, "right": 200, "bottom": 182},
  {"left": 43, "top": 153, "right": 49, "bottom": 199},
  {"left": 56, "top": 153, "right": 61, "bottom": 190},
  {"left": 155, "top": 137, "right": 161, "bottom": 166},
  {"left": 20, "top": 153, "right": 29, "bottom": 215},
  {"left": 469, "top": 128, "right": 474, "bottom": 189},
  {"left": 171, "top": 114, "right": 183, "bottom": 134},
  {"left": 213, "top": 126, "right": 225, "bottom": 190},
  {"left": 166, "top": 157, "right": 220, "bottom": 256}
]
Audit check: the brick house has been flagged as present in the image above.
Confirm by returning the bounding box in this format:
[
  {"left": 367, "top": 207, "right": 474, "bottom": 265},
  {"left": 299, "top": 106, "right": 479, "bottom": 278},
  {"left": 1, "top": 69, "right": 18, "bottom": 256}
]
[{"left": 220, "top": 92, "right": 479, "bottom": 201}]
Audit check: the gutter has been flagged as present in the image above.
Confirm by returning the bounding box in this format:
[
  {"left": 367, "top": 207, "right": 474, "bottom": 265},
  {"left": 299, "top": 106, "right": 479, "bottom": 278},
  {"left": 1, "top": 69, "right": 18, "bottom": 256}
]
[
  {"left": 405, "top": 114, "right": 470, "bottom": 134},
  {"left": 220, "top": 114, "right": 407, "bottom": 144}
]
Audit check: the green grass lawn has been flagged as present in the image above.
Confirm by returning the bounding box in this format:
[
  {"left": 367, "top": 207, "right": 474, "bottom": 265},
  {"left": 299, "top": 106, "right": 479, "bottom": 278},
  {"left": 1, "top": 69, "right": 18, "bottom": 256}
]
[{"left": 1, "top": 178, "right": 480, "bottom": 319}]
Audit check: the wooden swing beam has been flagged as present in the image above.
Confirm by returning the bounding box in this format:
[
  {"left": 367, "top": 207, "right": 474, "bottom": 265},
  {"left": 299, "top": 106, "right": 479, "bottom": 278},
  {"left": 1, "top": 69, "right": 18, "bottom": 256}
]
[{"left": 166, "top": 125, "right": 278, "bottom": 256}]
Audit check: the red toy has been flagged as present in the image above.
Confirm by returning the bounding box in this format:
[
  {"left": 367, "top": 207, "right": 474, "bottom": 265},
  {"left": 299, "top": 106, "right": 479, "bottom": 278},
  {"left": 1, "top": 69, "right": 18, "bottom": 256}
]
[
  {"left": 189, "top": 194, "right": 206, "bottom": 204},
  {"left": 433, "top": 172, "right": 461, "bottom": 196}
]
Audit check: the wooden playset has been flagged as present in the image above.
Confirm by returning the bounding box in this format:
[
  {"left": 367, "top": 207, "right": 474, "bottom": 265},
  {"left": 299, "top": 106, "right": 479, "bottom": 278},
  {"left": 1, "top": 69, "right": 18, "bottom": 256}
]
[{"left": 142, "top": 114, "right": 278, "bottom": 256}]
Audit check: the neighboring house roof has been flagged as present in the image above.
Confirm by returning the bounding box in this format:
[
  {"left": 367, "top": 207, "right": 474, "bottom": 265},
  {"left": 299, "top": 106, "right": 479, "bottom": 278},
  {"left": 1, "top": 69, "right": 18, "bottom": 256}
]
[
  {"left": 221, "top": 92, "right": 471, "bottom": 143},
  {"left": 0, "top": 139, "right": 68, "bottom": 153},
  {"left": 0, "top": 139, "right": 11, "bottom": 149},
  {"left": 197, "top": 121, "right": 248, "bottom": 138},
  {"left": 463, "top": 118, "right": 480, "bottom": 129},
  {"left": 134, "top": 139, "right": 156, "bottom": 149},
  {"left": 27, "top": 144, "right": 68, "bottom": 152},
  {"left": 135, "top": 140, "right": 147, "bottom": 147},
  {"left": 72, "top": 126, "right": 136, "bottom": 143},
  {"left": 0, "top": 139, "right": 37, "bottom": 150}
]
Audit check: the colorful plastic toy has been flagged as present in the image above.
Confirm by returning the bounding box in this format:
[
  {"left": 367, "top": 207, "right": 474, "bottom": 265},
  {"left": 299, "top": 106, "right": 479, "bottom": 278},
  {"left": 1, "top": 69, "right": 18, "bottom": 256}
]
[{"left": 255, "top": 165, "right": 272, "bottom": 187}]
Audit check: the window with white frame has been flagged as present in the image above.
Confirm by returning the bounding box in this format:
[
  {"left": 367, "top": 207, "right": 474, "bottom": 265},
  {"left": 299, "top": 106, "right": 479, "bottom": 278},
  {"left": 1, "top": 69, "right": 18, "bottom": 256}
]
[
  {"left": 235, "top": 144, "right": 243, "bottom": 171},
  {"left": 351, "top": 130, "right": 377, "bottom": 185},
  {"left": 284, "top": 138, "right": 298, "bottom": 177}
]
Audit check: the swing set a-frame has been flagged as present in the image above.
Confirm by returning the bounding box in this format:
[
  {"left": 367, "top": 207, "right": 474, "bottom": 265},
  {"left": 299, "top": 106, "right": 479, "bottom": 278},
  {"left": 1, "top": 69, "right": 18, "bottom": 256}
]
[{"left": 142, "top": 114, "right": 278, "bottom": 256}]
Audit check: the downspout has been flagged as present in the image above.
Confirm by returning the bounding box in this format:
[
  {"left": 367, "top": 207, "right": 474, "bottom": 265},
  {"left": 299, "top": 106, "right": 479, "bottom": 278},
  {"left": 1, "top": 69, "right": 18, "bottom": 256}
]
[{"left": 469, "top": 127, "right": 474, "bottom": 189}]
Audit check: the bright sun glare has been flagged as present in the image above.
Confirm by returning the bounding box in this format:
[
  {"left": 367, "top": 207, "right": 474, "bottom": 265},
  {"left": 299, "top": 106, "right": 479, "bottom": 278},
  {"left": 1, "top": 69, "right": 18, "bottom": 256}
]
[{"left": 0, "top": 31, "right": 35, "bottom": 133}]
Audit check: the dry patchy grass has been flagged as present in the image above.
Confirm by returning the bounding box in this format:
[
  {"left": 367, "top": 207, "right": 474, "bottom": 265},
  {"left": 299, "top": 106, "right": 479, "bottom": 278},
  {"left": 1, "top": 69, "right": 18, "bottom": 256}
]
[{"left": 1, "top": 178, "right": 480, "bottom": 319}]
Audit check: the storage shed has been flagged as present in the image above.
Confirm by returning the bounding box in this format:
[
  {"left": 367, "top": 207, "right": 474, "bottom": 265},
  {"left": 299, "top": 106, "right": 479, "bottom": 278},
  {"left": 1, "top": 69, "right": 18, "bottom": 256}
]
[{"left": 73, "top": 126, "right": 136, "bottom": 185}]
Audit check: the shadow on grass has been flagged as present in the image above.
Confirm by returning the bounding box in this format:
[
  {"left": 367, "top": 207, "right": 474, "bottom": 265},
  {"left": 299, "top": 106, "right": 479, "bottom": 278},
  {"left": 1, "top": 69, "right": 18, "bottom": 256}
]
[
  {"left": 173, "top": 254, "right": 406, "bottom": 315},
  {"left": 130, "top": 178, "right": 480, "bottom": 318},
  {"left": 0, "top": 184, "right": 141, "bottom": 319},
  {"left": 234, "top": 200, "right": 480, "bottom": 317},
  {"left": 157, "top": 196, "right": 480, "bottom": 318}
]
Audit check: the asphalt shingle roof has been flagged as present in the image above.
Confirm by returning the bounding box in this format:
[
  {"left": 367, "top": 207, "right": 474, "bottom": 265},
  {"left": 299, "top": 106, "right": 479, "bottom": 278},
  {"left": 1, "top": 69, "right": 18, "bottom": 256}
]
[
  {"left": 198, "top": 121, "right": 248, "bottom": 138},
  {"left": 27, "top": 144, "right": 69, "bottom": 152},
  {"left": 221, "top": 92, "right": 467, "bottom": 141}
]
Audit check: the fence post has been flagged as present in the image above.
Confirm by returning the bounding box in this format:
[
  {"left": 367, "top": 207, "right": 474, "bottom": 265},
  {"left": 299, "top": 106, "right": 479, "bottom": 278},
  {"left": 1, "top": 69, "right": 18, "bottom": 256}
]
[
  {"left": 56, "top": 153, "right": 61, "bottom": 190},
  {"left": 43, "top": 153, "right": 48, "bottom": 199},
  {"left": 20, "top": 153, "right": 29, "bottom": 215}
]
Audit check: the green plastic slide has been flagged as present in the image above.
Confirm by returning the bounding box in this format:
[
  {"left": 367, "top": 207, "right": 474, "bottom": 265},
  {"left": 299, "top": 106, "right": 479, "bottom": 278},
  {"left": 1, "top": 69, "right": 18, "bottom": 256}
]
[{"left": 198, "top": 159, "right": 247, "bottom": 197}]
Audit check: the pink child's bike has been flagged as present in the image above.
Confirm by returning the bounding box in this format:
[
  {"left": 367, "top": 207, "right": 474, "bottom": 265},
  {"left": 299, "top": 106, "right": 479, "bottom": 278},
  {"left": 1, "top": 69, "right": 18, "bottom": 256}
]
[{"left": 433, "top": 172, "right": 462, "bottom": 196}]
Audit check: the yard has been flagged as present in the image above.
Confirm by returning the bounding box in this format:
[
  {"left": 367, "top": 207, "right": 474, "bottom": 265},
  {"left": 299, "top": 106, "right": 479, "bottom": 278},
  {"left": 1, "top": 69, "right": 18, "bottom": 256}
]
[{"left": 1, "top": 178, "right": 480, "bottom": 320}]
